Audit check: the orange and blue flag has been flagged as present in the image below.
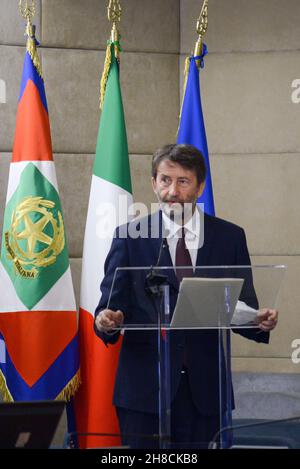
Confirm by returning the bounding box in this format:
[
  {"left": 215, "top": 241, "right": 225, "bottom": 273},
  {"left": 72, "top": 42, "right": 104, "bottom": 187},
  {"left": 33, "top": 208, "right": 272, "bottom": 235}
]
[{"left": 0, "top": 27, "right": 79, "bottom": 401}]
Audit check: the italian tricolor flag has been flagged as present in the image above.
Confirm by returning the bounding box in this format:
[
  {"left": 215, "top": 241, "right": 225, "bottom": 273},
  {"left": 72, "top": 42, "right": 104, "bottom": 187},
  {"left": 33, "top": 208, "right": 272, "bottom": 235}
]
[
  {"left": 0, "top": 32, "right": 79, "bottom": 400},
  {"left": 74, "top": 43, "right": 133, "bottom": 447}
]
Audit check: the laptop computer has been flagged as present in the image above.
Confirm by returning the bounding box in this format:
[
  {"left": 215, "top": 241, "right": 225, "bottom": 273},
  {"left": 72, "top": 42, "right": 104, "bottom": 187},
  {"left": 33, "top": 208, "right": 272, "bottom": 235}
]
[
  {"left": 170, "top": 277, "right": 244, "bottom": 328},
  {"left": 0, "top": 400, "right": 65, "bottom": 449}
]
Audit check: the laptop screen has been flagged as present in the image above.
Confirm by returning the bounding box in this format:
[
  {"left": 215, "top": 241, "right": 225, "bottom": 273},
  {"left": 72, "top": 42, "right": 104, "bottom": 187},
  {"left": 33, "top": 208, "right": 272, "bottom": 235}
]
[{"left": 0, "top": 401, "right": 65, "bottom": 449}]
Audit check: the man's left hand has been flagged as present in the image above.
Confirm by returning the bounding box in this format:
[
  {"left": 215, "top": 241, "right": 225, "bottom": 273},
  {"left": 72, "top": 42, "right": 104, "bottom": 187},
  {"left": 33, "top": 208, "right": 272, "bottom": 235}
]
[{"left": 256, "top": 308, "right": 278, "bottom": 332}]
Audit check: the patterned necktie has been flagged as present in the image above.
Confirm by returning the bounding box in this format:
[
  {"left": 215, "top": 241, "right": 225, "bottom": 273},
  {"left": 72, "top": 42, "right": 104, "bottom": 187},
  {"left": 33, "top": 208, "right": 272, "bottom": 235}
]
[{"left": 175, "top": 227, "right": 193, "bottom": 283}]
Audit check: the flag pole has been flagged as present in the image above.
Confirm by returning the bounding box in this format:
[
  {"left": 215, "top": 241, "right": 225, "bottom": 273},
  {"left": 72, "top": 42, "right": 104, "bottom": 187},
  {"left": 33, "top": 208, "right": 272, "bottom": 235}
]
[{"left": 100, "top": 0, "right": 122, "bottom": 109}]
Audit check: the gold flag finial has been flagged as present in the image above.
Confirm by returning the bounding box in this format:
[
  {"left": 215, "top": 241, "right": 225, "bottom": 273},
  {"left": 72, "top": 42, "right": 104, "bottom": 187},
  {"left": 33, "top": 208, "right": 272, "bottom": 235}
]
[
  {"left": 19, "top": 0, "right": 42, "bottom": 77},
  {"left": 194, "top": 0, "right": 208, "bottom": 69},
  {"left": 100, "top": 0, "right": 122, "bottom": 110},
  {"left": 19, "top": 0, "right": 35, "bottom": 24},
  {"left": 178, "top": 1, "right": 209, "bottom": 133}
]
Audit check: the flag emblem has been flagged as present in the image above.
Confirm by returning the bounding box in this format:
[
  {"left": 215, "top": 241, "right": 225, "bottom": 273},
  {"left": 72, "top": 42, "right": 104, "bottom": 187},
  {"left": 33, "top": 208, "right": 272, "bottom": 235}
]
[
  {"left": 1, "top": 163, "right": 70, "bottom": 310},
  {"left": 5, "top": 194, "right": 65, "bottom": 280}
]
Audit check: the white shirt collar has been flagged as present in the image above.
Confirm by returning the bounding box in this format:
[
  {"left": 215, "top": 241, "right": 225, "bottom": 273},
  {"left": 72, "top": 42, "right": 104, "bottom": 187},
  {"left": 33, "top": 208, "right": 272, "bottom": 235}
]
[{"left": 162, "top": 207, "right": 201, "bottom": 241}]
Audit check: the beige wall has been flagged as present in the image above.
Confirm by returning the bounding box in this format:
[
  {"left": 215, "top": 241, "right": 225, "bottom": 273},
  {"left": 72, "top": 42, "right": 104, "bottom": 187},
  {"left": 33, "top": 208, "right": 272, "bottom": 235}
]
[{"left": 0, "top": 0, "right": 299, "bottom": 376}]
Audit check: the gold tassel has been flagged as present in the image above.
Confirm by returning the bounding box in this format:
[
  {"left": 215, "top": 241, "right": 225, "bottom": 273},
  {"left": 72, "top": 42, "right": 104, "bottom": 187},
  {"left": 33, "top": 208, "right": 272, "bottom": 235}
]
[
  {"left": 177, "top": 56, "right": 191, "bottom": 136},
  {"left": 55, "top": 370, "right": 81, "bottom": 402},
  {"left": 27, "top": 37, "right": 42, "bottom": 78},
  {"left": 100, "top": 43, "right": 112, "bottom": 110},
  {"left": 0, "top": 370, "right": 14, "bottom": 402},
  {"left": 26, "top": 22, "right": 42, "bottom": 78},
  {"left": 182, "top": 56, "right": 191, "bottom": 102}
]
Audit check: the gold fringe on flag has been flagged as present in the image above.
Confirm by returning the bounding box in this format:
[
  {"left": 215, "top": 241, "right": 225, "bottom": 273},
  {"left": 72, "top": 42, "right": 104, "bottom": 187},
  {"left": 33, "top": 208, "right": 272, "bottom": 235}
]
[
  {"left": 0, "top": 368, "right": 81, "bottom": 403},
  {"left": 0, "top": 370, "right": 14, "bottom": 402},
  {"left": 55, "top": 370, "right": 81, "bottom": 402},
  {"left": 100, "top": 42, "right": 112, "bottom": 110}
]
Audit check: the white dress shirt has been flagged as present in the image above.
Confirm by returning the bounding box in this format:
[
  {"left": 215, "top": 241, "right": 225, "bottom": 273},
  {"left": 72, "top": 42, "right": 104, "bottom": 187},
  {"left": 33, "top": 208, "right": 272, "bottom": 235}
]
[{"left": 162, "top": 207, "right": 201, "bottom": 270}]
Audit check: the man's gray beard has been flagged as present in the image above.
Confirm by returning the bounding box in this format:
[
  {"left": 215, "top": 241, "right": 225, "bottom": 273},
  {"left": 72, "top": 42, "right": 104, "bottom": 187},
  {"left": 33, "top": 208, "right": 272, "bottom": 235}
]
[{"left": 159, "top": 201, "right": 195, "bottom": 225}]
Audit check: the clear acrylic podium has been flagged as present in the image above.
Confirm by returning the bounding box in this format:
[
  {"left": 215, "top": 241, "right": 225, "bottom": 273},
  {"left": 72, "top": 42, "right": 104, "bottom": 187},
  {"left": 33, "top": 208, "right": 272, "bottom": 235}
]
[{"left": 101, "top": 265, "right": 286, "bottom": 449}]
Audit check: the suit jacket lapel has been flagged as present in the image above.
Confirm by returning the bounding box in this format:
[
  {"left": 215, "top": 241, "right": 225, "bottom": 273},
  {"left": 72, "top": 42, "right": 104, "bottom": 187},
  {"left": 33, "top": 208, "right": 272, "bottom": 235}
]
[{"left": 195, "top": 213, "right": 215, "bottom": 270}]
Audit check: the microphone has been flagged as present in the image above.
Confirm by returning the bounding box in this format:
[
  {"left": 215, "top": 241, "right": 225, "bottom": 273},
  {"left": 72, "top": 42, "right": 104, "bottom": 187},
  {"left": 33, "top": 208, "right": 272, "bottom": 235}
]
[
  {"left": 145, "top": 237, "right": 169, "bottom": 296},
  {"left": 156, "top": 237, "right": 167, "bottom": 268}
]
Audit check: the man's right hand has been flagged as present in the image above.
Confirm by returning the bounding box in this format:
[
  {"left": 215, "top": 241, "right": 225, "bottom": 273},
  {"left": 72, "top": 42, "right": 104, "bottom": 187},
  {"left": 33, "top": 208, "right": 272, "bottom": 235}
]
[{"left": 95, "top": 309, "right": 124, "bottom": 332}]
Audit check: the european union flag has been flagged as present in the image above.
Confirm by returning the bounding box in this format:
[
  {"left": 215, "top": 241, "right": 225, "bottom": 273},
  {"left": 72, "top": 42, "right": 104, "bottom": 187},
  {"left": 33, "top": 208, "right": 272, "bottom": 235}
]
[{"left": 177, "top": 45, "right": 215, "bottom": 216}]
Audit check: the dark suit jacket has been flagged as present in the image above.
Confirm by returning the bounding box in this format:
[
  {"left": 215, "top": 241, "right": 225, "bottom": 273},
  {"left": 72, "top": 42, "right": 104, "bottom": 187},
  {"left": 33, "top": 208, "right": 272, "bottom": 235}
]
[{"left": 94, "top": 211, "right": 269, "bottom": 415}]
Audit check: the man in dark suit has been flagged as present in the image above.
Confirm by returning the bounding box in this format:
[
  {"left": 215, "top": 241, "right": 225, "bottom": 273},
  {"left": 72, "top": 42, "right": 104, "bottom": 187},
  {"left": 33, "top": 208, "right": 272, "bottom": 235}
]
[{"left": 94, "top": 144, "right": 278, "bottom": 449}]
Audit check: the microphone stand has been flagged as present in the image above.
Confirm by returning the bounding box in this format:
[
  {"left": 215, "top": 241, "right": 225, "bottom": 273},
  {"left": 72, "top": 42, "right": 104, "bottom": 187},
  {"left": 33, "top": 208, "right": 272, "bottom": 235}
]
[{"left": 144, "top": 237, "right": 171, "bottom": 449}]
